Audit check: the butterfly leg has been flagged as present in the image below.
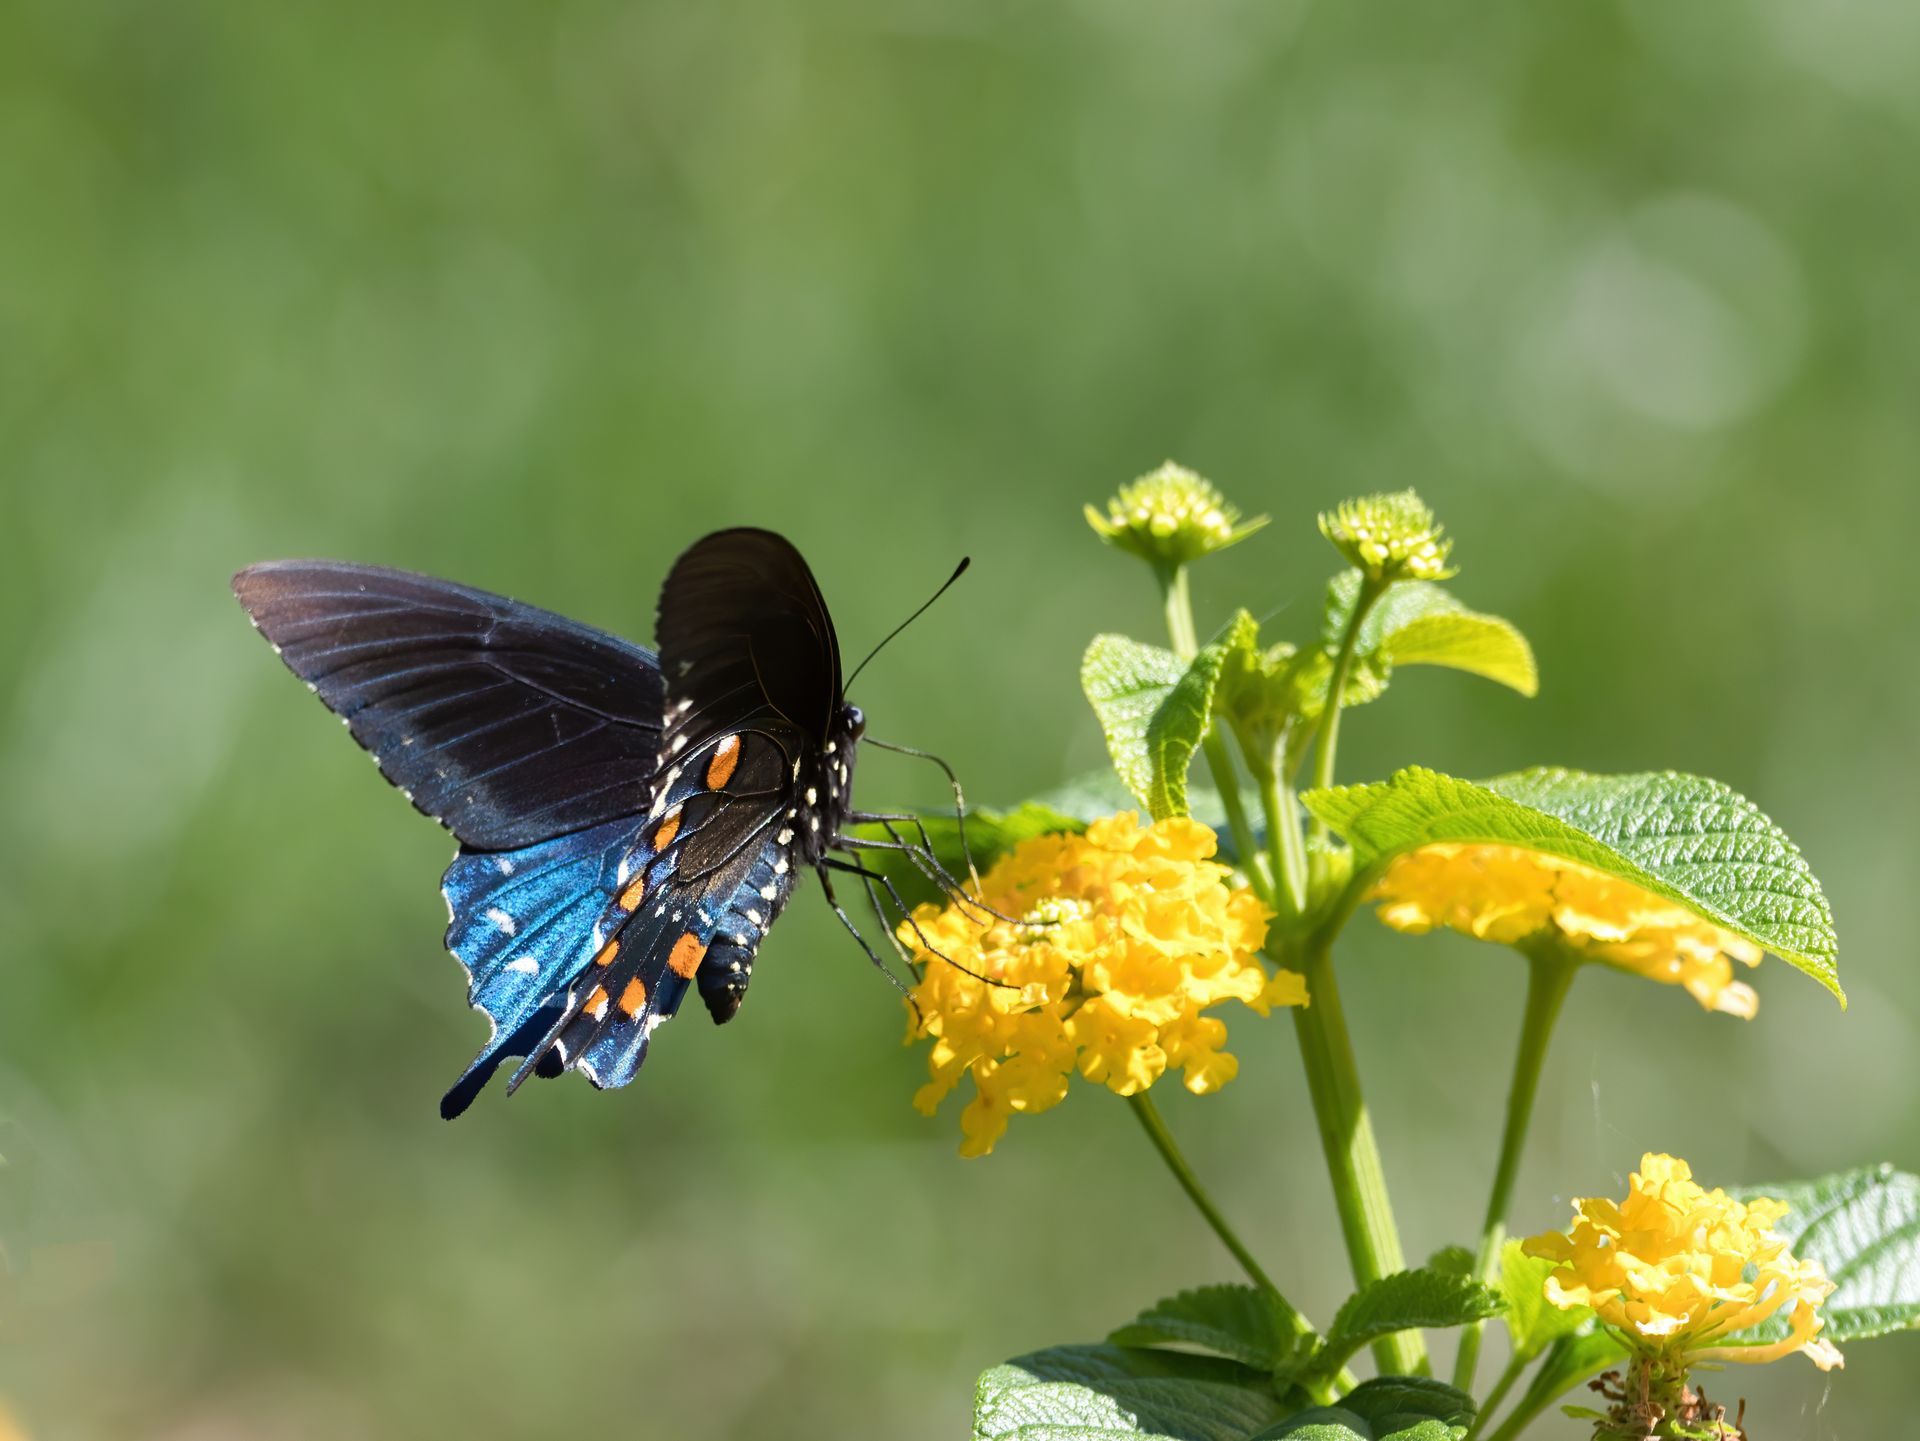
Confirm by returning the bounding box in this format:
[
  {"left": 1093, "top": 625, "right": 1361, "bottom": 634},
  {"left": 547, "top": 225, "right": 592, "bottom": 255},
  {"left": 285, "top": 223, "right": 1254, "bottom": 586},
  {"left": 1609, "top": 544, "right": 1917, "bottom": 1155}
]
[
  {"left": 855, "top": 738, "right": 983, "bottom": 890},
  {"left": 814, "top": 862, "right": 918, "bottom": 1009},
  {"left": 837, "top": 819, "right": 1027, "bottom": 927},
  {"left": 853, "top": 864, "right": 919, "bottom": 973},
  {"left": 821, "top": 857, "right": 1017, "bottom": 991}
]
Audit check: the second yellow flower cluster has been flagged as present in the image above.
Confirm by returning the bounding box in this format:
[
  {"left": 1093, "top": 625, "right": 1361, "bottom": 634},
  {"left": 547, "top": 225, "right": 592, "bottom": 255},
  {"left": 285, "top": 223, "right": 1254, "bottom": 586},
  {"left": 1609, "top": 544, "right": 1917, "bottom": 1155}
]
[{"left": 901, "top": 814, "right": 1306, "bottom": 1155}]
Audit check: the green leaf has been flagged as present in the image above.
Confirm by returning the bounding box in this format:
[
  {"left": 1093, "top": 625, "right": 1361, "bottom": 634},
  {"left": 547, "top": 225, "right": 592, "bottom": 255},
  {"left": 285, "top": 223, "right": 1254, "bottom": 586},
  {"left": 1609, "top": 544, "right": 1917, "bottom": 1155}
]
[
  {"left": 1497, "top": 1239, "right": 1591, "bottom": 1361},
  {"left": 1302, "top": 766, "right": 1842, "bottom": 1004},
  {"left": 1110, "top": 1284, "right": 1306, "bottom": 1372},
  {"left": 846, "top": 801, "right": 1084, "bottom": 911},
  {"left": 1082, "top": 635, "right": 1233, "bottom": 820},
  {"left": 974, "top": 1344, "right": 1288, "bottom": 1441},
  {"left": 1425, "top": 1246, "right": 1475, "bottom": 1279},
  {"left": 1729, "top": 1165, "right": 1920, "bottom": 1344},
  {"left": 1322, "top": 572, "right": 1537, "bottom": 696},
  {"left": 1383, "top": 614, "right": 1537, "bottom": 697},
  {"left": 1315, "top": 1270, "right": 1504, "bottom": 1376},
  {"left": 1249, "top": 1378, "right": 1474, "bottom": 1440},
  {"left": 1082, "top": 636, "right": 1185, "bottom": 818},
  {"left": 1504, "top": 1328, "right": 1627, "bottom": 1431}
]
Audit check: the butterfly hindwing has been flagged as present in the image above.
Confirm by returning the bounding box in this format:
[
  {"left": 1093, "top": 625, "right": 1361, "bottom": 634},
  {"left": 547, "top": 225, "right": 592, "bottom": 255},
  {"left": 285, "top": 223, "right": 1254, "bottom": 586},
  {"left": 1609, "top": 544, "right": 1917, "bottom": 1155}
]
[
  {"left": 234, "top": 560, "right": 664, "bottom": 850},
  {"left": 437, "top": 816, "right": 640, "bottom": 1118}
]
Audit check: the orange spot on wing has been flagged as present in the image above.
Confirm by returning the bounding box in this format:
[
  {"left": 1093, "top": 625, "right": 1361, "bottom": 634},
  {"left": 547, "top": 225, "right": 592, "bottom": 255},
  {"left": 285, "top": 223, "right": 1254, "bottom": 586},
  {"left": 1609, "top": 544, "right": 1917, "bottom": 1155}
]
[
  {"left": 668, "top": 933, "right": 707, "bottom": 979},
  {"left": 583, "top": 984, "right": 610, "bottom": 1021},
  {"left": 618, "top": 977, "right": 648, "bottom": 1016},
  {"left": 706, "top": 734, "right": 741, "bottom": 790},
  {"left": 593, "top": 938, "right": 619, "bottom": 967},
  {"left": 654, "top": 809, "right": 682, "bottom": 850},
  {"left": 618, "top": 874, "right": 646, "bottom": 910}
]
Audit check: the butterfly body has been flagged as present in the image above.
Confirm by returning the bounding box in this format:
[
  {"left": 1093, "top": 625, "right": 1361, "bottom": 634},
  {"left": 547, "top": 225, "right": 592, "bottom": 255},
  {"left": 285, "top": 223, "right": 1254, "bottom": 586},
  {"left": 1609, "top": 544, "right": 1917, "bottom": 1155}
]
[{"left": 236, "top": 528, "right": 895, "bottom": 1118}]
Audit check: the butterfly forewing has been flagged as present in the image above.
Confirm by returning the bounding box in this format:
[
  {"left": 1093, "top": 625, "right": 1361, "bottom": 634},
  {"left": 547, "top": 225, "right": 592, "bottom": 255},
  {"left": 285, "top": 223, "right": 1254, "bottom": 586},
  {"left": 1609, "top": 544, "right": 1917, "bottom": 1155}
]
[{"left": 234, "top": 561, "right": 663, "bottom": 850}]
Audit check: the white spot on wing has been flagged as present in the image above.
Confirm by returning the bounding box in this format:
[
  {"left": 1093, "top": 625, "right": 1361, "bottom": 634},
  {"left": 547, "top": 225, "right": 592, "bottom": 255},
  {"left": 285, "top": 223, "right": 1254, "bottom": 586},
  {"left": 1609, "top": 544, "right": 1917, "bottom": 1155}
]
[
  {"left": 505, "top": 957, "right": 539, "bottom": 975},
  {"left": 484, "top": 907, "right": 517, "bottom": 936},
  {"left": 495, "top": 857, "right": 516, "bottom": 875}
]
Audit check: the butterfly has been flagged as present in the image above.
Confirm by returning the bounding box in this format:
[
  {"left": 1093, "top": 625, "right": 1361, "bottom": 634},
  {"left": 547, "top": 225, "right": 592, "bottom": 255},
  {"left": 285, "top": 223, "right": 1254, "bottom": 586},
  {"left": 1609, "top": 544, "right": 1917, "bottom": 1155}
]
[{"left": 235, "top": 528, "right": 976, "bottom": 1118}]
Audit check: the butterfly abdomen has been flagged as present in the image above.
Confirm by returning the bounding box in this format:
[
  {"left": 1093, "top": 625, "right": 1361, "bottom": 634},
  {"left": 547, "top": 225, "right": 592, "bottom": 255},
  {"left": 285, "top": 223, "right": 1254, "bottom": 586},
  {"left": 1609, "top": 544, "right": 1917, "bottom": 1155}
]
[{"left": 694, "top": 837, "right": 798, "bottom": 1024}]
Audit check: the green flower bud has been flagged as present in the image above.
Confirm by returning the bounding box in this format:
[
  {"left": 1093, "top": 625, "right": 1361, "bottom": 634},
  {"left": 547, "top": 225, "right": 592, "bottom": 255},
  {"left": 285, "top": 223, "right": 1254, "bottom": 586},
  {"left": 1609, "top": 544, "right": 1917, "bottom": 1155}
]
[
  {"left": 1085, "top": 462, "right": 1268, "bottom": 569},
  {"left": 1317, "top": 489, "right": 1456, "bottom": 583}
]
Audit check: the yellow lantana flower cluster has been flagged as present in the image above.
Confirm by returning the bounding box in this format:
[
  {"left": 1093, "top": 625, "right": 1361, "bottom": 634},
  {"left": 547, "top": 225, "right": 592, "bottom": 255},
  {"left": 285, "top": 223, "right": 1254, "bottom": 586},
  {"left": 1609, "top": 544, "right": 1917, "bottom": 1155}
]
[
  {"left": 1371, "top": 843, "right": 1763, "bottom": 1017},
  {"left": 902, "top": 813, "right": 1307, "bottom": 1156},
  {"left": 1525, "top": 1153, "right": 1842, "bottom": 1372}
]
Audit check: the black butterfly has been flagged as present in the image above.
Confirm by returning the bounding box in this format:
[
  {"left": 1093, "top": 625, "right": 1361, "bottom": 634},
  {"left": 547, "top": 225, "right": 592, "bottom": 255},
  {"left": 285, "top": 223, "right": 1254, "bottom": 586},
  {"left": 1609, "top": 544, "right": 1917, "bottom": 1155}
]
[{"left": 235, "top": 528, "right": 973, "bottom": 1118}]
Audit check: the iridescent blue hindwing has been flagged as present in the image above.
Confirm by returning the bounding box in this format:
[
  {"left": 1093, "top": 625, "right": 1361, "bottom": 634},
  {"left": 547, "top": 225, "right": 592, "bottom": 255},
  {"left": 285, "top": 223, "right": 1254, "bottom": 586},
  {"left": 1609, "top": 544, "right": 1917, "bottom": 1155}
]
[{"left": 438, "top": 817, "right": 642, "bottom": 1117}]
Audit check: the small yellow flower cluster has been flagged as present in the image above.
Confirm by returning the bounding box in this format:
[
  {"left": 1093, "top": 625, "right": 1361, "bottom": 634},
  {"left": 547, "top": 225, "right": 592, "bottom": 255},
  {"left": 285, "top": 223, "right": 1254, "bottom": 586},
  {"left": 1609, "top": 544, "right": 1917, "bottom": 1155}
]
[
  {"left": 1525, "top": 1153, "right": 1842, "bottom": 1371},
  {"left": 1372, "top": 843, "right": 1762, "bottom": 1016},
  {"left": 902, "top": 813, "right": 1306, "bottom": 1156},
  {"left": 1318, "top": 489, "right": 1456, "bottom": 582},
  {"left": 1085, "top": 462, "right": 1267, "bottom": 568}
]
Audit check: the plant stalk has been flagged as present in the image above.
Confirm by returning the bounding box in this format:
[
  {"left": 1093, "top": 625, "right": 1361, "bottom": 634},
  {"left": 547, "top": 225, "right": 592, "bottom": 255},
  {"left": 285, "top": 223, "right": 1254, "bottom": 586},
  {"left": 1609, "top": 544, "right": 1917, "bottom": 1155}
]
[
  {"left": 1127, "top": 1092, "right": 1293, "bottom": 1309},
  {"left": 1469, "top": 1351, "right": 1529, "bottom": 1440},
  {"left": 1159, "top": 564, "right": 1273, "bottom": 901},
  {"left": 1252, "top": 741, "right": 1309, "bottom": 921},
  {"left": 1126, "top": 1093, "right": 1351, "bottom": 1405},
  {"left": 1452, "top": 949, "right": 1579, "bottom": 1392},
  {"left": 1289, "top": 936, "right": 1425, "bottom": 1375},
  {"left": 1308, "top": 574, "right": 1385, "bottom": 843}
]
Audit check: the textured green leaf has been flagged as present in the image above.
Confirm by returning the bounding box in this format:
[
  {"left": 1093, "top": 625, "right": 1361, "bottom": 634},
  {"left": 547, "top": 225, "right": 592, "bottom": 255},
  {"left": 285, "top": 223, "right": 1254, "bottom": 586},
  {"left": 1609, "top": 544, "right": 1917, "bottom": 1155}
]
[
  {"left": 1252, "top": 1416, "right": 1456, "bottom": 1441},
  {"left": 1249, "top": 1378, "right": 1472, "bottom": 1440},
  {"left": 1082, "top": 636, "right": 1187, "bottom": 817},
  {"left": 1729, "top": 1165, "right": 1920, "bottom": 1344},
  {"left": 974, "top": 1344, "right": 1288, "bottom": 1441},
  {"left": 1383, "top": 614, "right": 1536, "bottom": 696},
  {"left": 1497, "top": 1240, "right": 1590, "bottom": 1361},
  {"left": 1315, "top": 1272, "right": 1503, "bottom": 1376},
  {"left": 1082, "top": 635, "right": 1233, "bottom": 820},
  {"left": 1110, "top": 1284, "right": 1306, "bottom": 1371},
  {"left": 1302, "top": 766, "right": 1841, "bottom": 1003},
  {"left": 1146, "top": 645, "right": 1234, "bottom": 821},
  {"left": 1321, "top": 572, "right": 1536, "bottom": 696},
  {"left": 846, "top": 801, "right": 1083, "bottom": 910}
]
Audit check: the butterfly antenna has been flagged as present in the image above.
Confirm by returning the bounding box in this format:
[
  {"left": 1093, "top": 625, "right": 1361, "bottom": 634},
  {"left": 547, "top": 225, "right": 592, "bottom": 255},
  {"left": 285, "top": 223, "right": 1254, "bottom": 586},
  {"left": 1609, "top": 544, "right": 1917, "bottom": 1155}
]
[{"left": 844, "top": 556, "right": 969, "bottom": 693}]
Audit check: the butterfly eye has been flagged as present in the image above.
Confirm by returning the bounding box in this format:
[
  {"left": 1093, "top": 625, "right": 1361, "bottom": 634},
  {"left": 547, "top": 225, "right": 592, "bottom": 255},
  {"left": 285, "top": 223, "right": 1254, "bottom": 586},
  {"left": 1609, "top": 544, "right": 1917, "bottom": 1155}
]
[{"left": 846, "top": 704, "right": 866, "bottom": 738}]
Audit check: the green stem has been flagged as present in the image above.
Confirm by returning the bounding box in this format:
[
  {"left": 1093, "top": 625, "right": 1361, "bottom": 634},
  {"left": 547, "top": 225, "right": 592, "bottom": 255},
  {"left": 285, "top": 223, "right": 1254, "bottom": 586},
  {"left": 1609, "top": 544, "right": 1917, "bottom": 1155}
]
[
  {"left": 1451, "top": 950, "right": 1578, "bottom": 1392},
  {"left": 1308, "top": 575, "right": 1385, "bottom": 843},
  {"left": 1160, "top": 562, "right": 1200, "bottom": 659},
  {"left": 1289, "top": 936, "right": 1425, "bottom": 1375},
  {"left": 1126, "top": 1094, "right": 1351, "bottom": 1405},
  {"left": 1252, "top": 742, "right": 1308, "bottom": 920},
  {"left": 1128, "top": 1093, "right": 1293, "bottom": 1309},
  {"left": 1469, "top": 1352, "right": 1529, "bottom": 1440},
  {"left": 1156, "top": 559, "right": 1406, "bottom": 1382},
  {"left": 1160, "top": 563, "right": 1273, "bottom": 903}
]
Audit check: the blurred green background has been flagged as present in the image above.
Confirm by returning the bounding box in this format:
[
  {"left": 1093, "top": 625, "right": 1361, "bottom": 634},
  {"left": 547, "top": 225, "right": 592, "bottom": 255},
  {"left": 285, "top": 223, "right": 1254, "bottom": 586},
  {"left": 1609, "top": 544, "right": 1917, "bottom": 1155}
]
[{"left": 2, "top": 0, "right": 1915, "bottom": 1436}]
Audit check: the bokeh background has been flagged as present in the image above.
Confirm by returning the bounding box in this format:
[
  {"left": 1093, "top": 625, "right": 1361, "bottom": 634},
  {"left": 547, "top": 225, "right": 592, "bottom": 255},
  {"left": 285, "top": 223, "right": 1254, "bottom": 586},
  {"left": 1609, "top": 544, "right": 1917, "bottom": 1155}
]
[{"left": 3, "top": 0, "right": 1915, "bottom": 1436}]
